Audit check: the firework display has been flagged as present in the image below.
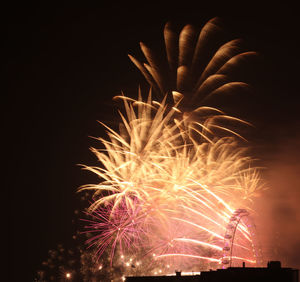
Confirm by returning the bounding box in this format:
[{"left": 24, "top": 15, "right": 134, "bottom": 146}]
[{"left": 79, "top": 18, "right": 264, "bottom": 278}]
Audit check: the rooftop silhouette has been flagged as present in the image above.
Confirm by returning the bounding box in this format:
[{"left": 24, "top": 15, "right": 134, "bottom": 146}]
[{"left": 125, "top": 261, "right": 299, "bottom": 282}]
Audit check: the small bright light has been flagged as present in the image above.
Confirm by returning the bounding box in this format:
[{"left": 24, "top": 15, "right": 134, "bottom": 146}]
[
  {"left": 130, "top": 258, "right": 133, "bottom": 262},
  {"left": 122, "top": 276, "right": 126, "bottom": 281},
  {"left": 98, "top": 264, "right": 103, "bottom": 270},
  {"left": 126, "top": 262, "right": 130, "bottom": 267},
  {"left": 121, "top": 255, "right": 124, "bottom": 259},
  {"left": 159, "top": 269, "right": 162, "bottom": 273},
  {"left": 66, "top": 272, "right": 71, "bottom": 279}
]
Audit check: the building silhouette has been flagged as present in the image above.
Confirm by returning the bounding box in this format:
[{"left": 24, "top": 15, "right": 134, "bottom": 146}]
[{"left": 125, "top": 261, "right": 299, "bottom": 282}]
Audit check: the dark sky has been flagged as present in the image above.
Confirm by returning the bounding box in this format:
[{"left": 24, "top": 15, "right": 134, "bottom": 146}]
[{"left": 7, "top": 2, "right": 300, "bottom": 281}]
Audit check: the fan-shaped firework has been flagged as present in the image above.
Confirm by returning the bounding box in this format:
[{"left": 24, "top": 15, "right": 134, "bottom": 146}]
[
  {"left": 80, "top": 18, "right": 263, "bottom": 275},
  {"left": 128, "top": 18, "right": 256, "bottom": 110}
]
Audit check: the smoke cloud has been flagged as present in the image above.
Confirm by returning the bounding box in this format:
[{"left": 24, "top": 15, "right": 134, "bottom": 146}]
[{"left": 255, "top": 133, "right": 300, "bottom": 269}]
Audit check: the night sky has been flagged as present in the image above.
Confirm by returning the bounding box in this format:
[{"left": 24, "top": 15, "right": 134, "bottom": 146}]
[{"left": 7, "top": 2, "right": 300, "bottom": 281}]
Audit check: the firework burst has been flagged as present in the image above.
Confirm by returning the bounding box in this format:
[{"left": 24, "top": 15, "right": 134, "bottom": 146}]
[{"left": 79, "top": 18, "right": 264, "bottom": 275}]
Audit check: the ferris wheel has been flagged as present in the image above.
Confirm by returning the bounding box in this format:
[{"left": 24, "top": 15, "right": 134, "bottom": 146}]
[{"left": 221, "top": 209, "right": 263, "bottom": 268}]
